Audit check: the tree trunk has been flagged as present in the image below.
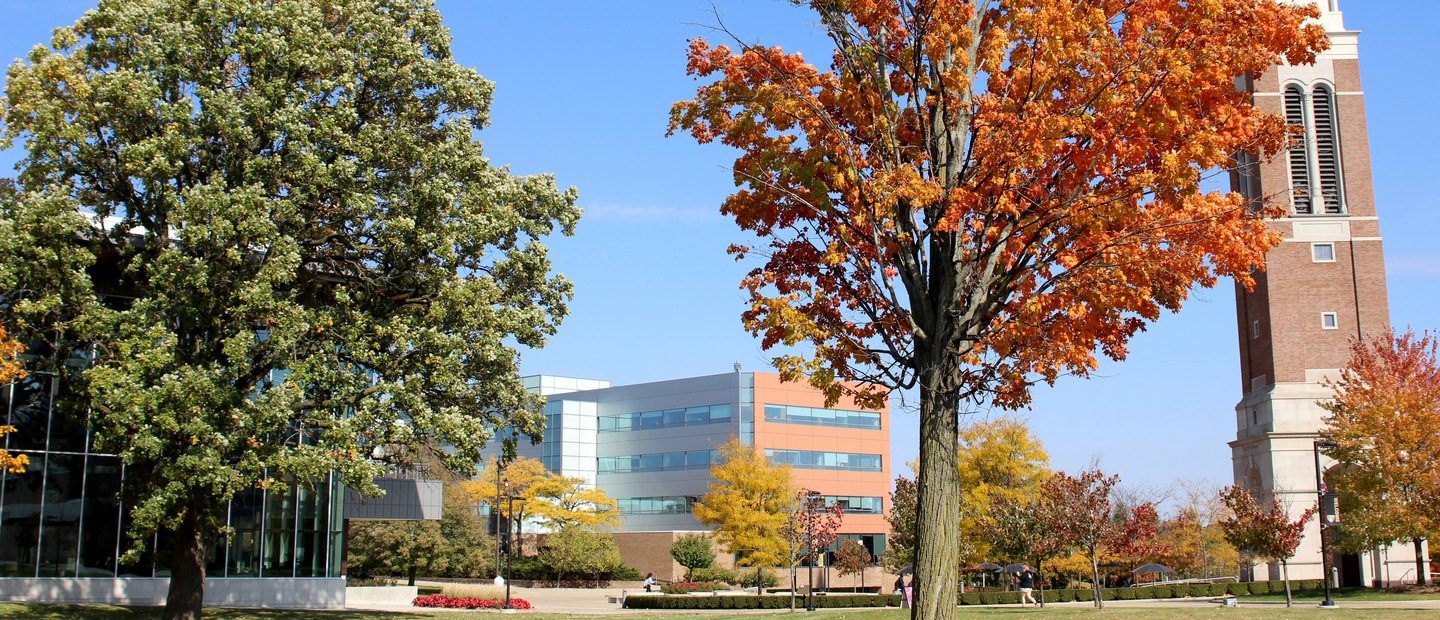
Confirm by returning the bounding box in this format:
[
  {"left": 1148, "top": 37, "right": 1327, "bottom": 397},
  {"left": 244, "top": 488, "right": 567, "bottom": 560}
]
[
  {"left": 162, "top": 510, "right": 208, "bottom": 620},
  {"left": 912, "top": 373, "right": 961, "bottom": 620},
  {"left": 1037, "top": 564, "right": 1045, "bottom": 608},
  {"left": 1281, "top": 559, "right": 1292, "bottom": 607},
  {"left": 1089, "top": 551, "right": 1103, "bottom": 609},
  {"left": 408, "top": 562, "right": 417, "bottom": 587},
  {"left": 1415, "top": 538, "right": 1427, "bottom": 586}
]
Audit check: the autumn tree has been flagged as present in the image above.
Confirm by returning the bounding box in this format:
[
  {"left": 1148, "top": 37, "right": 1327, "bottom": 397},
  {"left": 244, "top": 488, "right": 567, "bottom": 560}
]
[
  {"left": 0, "top": 326, "right": 27, "bottom": 474},
  {"left": 1163, "top": 480, "right": 1240, "bottom": 579},
  {"left": 1321, "top": 328, "right": 1440, "bottom": 585},
  {"left": 781, "top": 489, "right": 845, "bottom": 610},
  {"left": 984, "top": 491, "right": 1067, "bottom": 607},
  {"left": 835, "top": 539, "right": 873, "bottom": 591},
  {"left": 1218, "top": 486, "right": 1316, "bottom": 607},
  {"left": 885, "top": 473, "right": 919, "bottom": 572},
  {"left": 1043, "top": 470, "right": 1159, "bottom": 608},
  {"left": 531, "top": 474, "right": 622, "bottom": 531},
  {"left": 693, "top": 438, "right": 797, "bottom": 590},
  {"left": 668, "top": 1, "right": 1325, "bottom": 616},
  {"left": 957, "top": 417, "right": 1050, "bottom": 564},
  {"left": 0, "top": 2, "right": 579, "bottom": 617},
  {"left": 670, "top": 533, "right": 718, "bottom": 579}
]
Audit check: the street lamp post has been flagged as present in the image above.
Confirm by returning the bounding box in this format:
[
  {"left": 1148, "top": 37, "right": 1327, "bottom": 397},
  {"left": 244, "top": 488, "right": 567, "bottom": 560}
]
[
  {"left": 506, "top": 492, "right": 516, "bottom": 609},
  {"left": 1314, "top": 439, "right": 1339, "bottom": 608},
  {"left": 494, "top": 466, "right": 504, "bottom": 585},
  {"left": 805, "top": 490, "right": 821, "bottom": 612}
]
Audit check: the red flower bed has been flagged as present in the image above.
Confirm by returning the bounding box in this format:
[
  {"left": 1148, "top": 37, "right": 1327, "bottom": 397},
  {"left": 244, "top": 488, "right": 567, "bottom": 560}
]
[{"left": 412, "top": 594, "right": 533, "bottom": 609}]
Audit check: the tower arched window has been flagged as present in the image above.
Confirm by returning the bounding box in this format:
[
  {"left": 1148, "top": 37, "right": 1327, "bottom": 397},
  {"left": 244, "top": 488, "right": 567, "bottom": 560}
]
[
  {"left": 1283, "top": 83, "right": 1346, "bottom": 216},
  {"left": 1311, "top": 85, "right": 1344, "bottom": 213},
  {"left": 1283, "top": 85, "right": 1312, "bottom": 214}
]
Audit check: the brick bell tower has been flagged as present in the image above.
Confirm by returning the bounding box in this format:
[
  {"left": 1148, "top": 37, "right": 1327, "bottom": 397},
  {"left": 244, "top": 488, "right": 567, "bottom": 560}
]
[{"left": 1228, "top": 1, "right": 1422, "bottom": 586}]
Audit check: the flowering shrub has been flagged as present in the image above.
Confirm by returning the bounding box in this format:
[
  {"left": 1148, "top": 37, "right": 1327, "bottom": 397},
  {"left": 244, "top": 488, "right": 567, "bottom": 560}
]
[
  {"left": 413, "top": 594, "right": 533, "bottom": 609},
  {"left": 659, "top": 580, "right": 729, "bottom": 594}
]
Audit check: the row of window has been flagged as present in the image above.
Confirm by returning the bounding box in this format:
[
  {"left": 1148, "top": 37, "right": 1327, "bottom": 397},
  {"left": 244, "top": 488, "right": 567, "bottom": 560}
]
[
  {"left": 765, "top": 449, "right": 883, "bottom": 472},
  {"left": 597, "top": 450, "right": 719, "bottom": 474},
  {"left": 613, "top": 495, "right": 882, "bottom": 515},
  {"left": 823, "top": 495, "right": 884, "bottom": 514},
  {"left": 616, "top": 496, "right": 696, "bottom": 515},
  {"left": 763, "top": 404, "right": 880, "bottom": 430},
  {"left": 597, "top": 404, "right": 732, "bottom": 433}
]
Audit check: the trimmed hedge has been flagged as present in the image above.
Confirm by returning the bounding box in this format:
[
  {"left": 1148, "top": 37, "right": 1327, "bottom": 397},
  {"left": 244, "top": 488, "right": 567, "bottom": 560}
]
[{"left": 623, "top": 594, "right": 900, "bottom": 610}]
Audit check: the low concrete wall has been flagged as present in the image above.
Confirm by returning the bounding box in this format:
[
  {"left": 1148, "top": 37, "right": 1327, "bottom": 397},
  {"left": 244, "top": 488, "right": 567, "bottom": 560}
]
[
  {"left": 346, "top": 585, "right": 418, "bottom": 606},
  {"left": 0, "top": 577, "right": 346, "bottom": 609}
]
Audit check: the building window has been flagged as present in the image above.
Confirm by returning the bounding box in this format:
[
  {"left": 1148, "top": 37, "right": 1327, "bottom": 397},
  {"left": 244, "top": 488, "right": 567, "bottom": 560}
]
[
  {"left": 763, "top": 404, "right": 881, "bottom": 430},
  {"left": 597, "top": 449, "right": 719, "bottom": 474},
  {"left": 1251, "top": 320, "right": 1260, "bottom": 339},
  {"left": 1284, "top": 85, "right": 1312, "bottom": 214},
  {"left": 1321, "top": 312, "right": 1339, "bottom": 330},
  {"left": 822, "top": 496, "right": 884, "bottom": 514},
  {"left": 764, "top": 449, "right": 883, "bottom": 472},
  {"left": 1311, "top": 243, "right": 1336, "bottom": 262},
  {"left": 617, "top": 496, "right": 696, "bottom": 515},
  {"left": 597, "top": 404, "right": 731, "bottom": 433}
]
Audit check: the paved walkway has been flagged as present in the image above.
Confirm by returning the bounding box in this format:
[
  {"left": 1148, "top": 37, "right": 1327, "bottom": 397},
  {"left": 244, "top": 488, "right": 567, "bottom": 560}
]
[{"left": 349, "top": 587, "right": 1440, "bottom": 616}]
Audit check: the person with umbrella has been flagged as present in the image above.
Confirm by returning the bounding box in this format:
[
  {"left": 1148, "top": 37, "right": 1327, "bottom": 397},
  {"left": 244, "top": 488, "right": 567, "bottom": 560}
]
[{"left": 1014, "top": 564, "right": 1038, "bottom": 607}]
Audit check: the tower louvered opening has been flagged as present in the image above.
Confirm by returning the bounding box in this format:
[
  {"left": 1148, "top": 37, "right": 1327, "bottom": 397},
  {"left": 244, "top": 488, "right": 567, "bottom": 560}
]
[
  {"left": 1311, "top": 87, "right": 1344, "bottom": 213},
  {"left": 1284, "top": 86, "right": 1312, "bottom": 214}
]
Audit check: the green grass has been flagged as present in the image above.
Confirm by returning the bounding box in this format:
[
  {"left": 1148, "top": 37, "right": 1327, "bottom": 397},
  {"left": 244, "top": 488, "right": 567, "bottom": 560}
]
[
  {"left": 1242, "top": 587, "right": 1440, "bottom": 602},
  {"left": 0, "top": 604, "right": 1437, "bottom": 619}
]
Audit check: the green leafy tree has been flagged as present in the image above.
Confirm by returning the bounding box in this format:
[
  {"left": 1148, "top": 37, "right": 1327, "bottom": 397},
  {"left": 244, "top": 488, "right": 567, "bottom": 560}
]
[
  {"left": 670, "top": 533, "right": 717, "bottom": 579},
  {"left": 345, "top": 485, "right": 495, "bottom": 584},
  {"left": 0, "top": 1, "right": 578, "bottom": 617},
  {"left": 693, "top": 438, "right": 797, "bottom": 589},
  {"left": 537, "top": 526, "right": 623, "bottom": 586}
]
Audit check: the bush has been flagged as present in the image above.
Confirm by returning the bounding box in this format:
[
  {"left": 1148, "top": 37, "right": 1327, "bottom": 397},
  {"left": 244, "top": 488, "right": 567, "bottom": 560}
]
[
  {"left": 1226, "top": 582, "right": 1247, "bottom": 596},
  {"left": 1208, "top": 583, "right": 1230, "bottom": 597},
  {"left": 689, "top": 566, "right": 739, "bottom": 584},
  {"left": 1075, "top": 587, "right": 1094, "bottom": 602},
  {"left": 958, "top": 591, "right": 982, "bottom": 605},
  {"left": 1298, "top": 579, "right": 1321, "bottom": 590},
  {"left": 733, "top": 567, "right": 780, "bottom": 589},
  {"left": 623, "top": 594, "right": 899, "bottom": 610}
]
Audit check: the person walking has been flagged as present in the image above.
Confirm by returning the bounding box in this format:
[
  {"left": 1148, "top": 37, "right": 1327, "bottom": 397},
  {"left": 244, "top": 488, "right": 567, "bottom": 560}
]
[
  {"left": 643, "top": 573, "right": 655, "bottom": 593},
  {"left": 1016, "top": 565, "right": 1038, "bottom": 607}
]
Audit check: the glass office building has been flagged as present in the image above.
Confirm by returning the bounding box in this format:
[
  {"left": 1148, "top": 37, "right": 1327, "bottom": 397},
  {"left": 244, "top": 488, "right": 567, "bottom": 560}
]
[{"left": 0, "top": 368, "right": 350, "bottom": 608}]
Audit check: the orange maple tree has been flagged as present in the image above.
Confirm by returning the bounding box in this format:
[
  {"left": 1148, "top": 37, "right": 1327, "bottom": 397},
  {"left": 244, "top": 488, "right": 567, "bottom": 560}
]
[
  {"left": 0, "top": 325, "right": 28, "bottom": 473},
  {"left": 668, "top": 1, "right": 1325, "bottom": 616},
  {"left": 1321, "top": 328, "right": 1440, "bottom": 586}
]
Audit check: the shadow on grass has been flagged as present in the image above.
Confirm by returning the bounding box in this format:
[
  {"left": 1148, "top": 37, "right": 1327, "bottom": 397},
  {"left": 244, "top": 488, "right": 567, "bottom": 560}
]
[
  {"left": 0, "top": 603, "right": 417, "bottom": 619},
  {"left": 1245, "top": 587, "right": 1440, "bottom": 602}
]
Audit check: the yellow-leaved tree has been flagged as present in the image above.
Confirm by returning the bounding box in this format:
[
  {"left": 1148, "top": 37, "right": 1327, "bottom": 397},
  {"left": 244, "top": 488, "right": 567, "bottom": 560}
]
[
  {"left": 693, "top": 438, "right": 796, "bottom": 589},
  {"left": 960, "top": 417, "right": 1050, "bottom": 564},
  {"left": 462, "top": 456, "right": 622, "bottom": 550},
  {"left": 0, "top": 326, "right": 27, "bottom": 473},
  {"left": 530, "top": 474, "right": 622, "bottom": 531}
]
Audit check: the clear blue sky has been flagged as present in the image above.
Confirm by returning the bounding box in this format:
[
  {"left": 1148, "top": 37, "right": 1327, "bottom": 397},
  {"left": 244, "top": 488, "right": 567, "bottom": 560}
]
[{"left": 2, "top": 1, "right": 1435, "bottom": 498}]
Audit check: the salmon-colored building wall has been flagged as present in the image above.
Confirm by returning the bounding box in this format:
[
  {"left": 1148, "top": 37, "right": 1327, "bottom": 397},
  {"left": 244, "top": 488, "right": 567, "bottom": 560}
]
[{"left": 751, "top": 373, "right": 892, "bottom": 537}]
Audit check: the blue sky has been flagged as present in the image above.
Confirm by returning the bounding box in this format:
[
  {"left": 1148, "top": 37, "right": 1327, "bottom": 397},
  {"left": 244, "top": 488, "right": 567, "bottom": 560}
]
[{"left": 2, "top": 1, "right": 1435, "bottom": 498}]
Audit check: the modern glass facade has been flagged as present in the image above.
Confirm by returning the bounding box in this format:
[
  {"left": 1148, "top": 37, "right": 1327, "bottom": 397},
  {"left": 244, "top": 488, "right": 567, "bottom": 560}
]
[
  {"left": 597, "top": 449, "right": 719, "bottom": 474},
  {"left": 0, "top": 371, "right": 345, "bottom": 580}
]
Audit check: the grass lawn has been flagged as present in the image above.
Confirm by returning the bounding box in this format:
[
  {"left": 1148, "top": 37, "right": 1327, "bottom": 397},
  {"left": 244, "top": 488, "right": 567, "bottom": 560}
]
[
  {"left": 1242, "top": 587, "right": 1440, "bottom": 602},
  {"left": 1, "top": 603, "right": 1438, "bottom": 619}
]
